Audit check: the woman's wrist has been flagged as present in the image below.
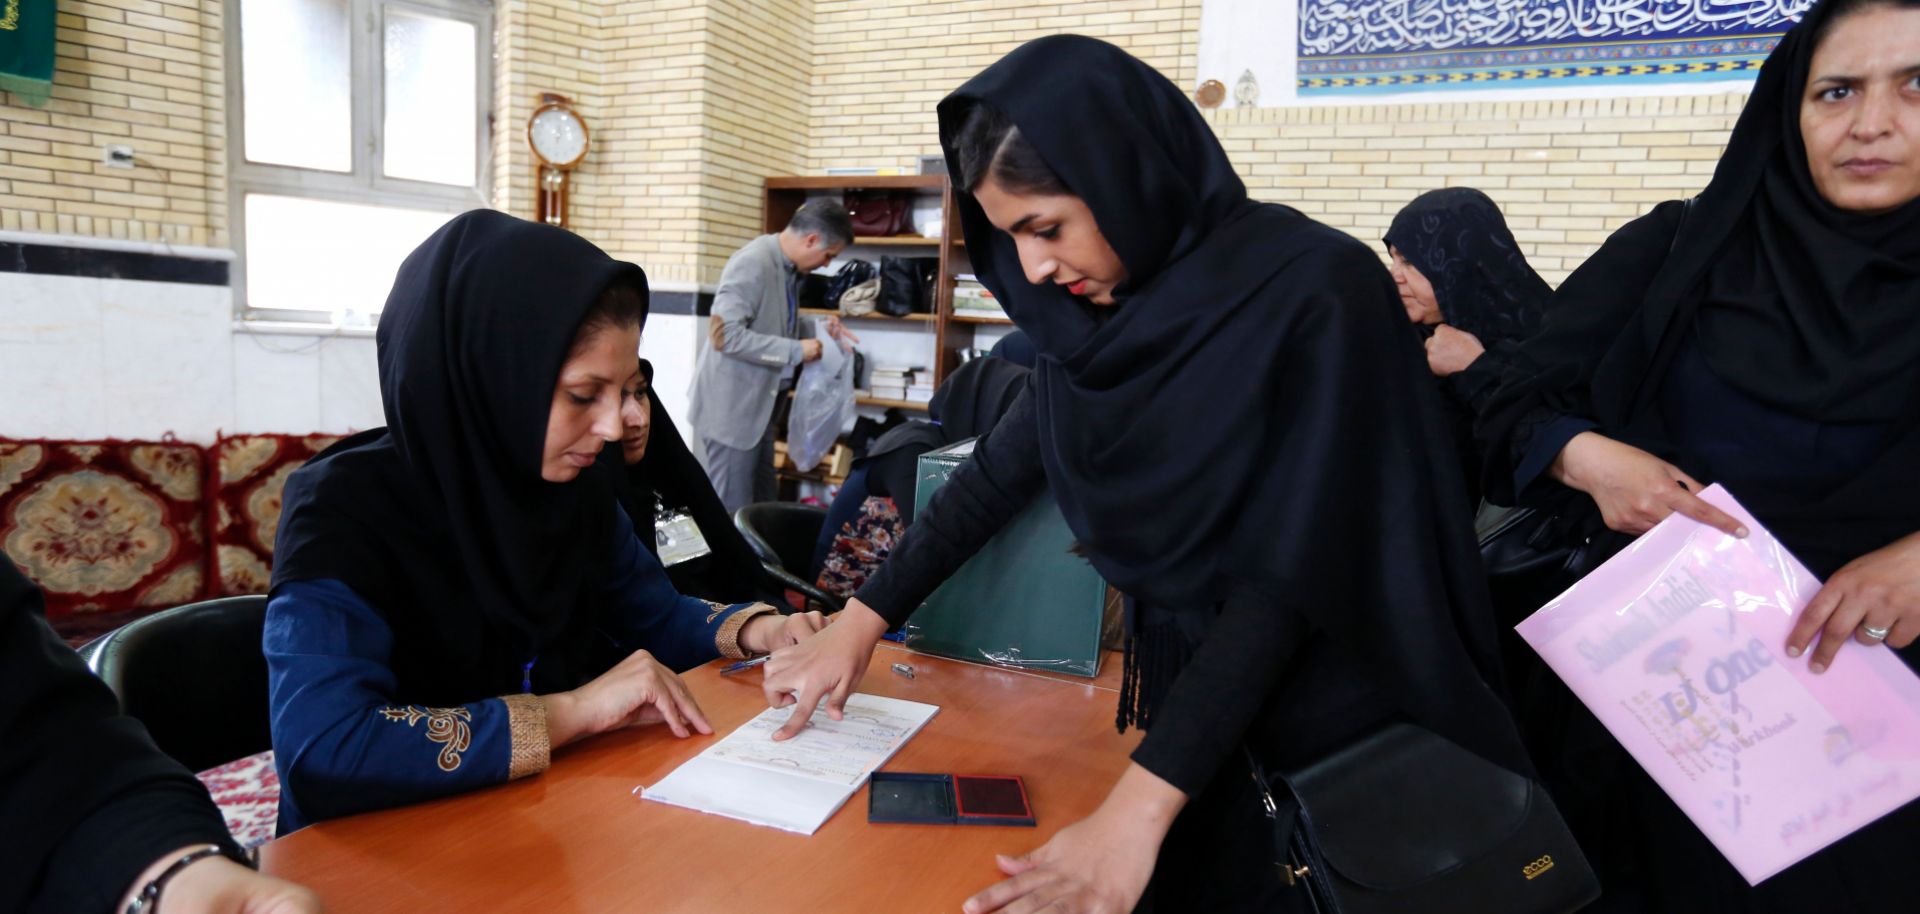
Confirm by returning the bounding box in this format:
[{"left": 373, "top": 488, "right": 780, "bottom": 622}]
[
  {"left": 1549, "top": 431, "right": 1598, "bottom": 491},
  {"left": 837, "top": 599, "right": 892, "bottom": 641},
  {"left": 1099, "top": 763, "right": 1188, "bottom": 836},
  {"left": 736, "top": 605, "right": 788, "bottom": 655},
  {"left": 543, "top": 690, "right": 585, "bottom": 748},
  {"left": 118, "top": 844, "right": 236, "bottom": 914}
]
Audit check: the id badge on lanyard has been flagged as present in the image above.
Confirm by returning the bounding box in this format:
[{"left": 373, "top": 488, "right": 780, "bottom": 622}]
[{"left": 655, "top": 510, "right": 712, "bottom": 567}]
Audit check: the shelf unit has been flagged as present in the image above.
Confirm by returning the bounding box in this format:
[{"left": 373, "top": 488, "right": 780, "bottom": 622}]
[{"left": 764, "top": 176, "right": 1007, "bottom": 388}]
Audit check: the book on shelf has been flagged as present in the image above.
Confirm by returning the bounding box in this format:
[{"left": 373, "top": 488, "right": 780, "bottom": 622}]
[
  {"left": 865, "top": 386, "right": 909, "bottom": 401},
  {"left": 952, "top": 281, "right": 1003, "bottom": 316}
]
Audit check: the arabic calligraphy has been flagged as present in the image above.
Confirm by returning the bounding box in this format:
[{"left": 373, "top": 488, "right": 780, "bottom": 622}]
[{"left": 1301, "top": 0, "right": 1811, "bottom": 57}]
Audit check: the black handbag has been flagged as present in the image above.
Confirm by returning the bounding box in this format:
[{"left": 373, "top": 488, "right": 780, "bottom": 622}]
[
  {"left": 1250, "top": 723, "right": 1599, "bottom": 914},
  {"left": 823, "top": 259, "right": 876, "bottom": 310},
  {"left": 1477, "top": 493, "right": 1617, "bottom": 624},
  {"left": 796, "top": 273, "right": 829, "bottom": 311},
  {"left": 878, "top": 256, "right": 938, "bottom": 317}
]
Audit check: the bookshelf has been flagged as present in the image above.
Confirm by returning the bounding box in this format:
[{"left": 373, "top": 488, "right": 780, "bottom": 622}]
[{"left": 764, "top": 176, "right": 1009, "bottom": 389}]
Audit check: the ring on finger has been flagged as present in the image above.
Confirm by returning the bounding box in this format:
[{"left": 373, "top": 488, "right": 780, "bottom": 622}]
[{"left": 1861, "top": 624, "right": 1891, "bottom": 642}]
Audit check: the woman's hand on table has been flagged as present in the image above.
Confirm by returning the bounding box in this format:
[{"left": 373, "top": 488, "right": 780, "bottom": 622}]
[
  {"left": 1788, "top": 530, "right": 1920, "bottom": 673},
  {"left": 546, "top": 649, "right": 711, "bottom": 747},
  {"left": 962, "top": 764, "right": 1183, "bottom": 914},
  {"left": 760, "top": 599, "right": 888, "bottom": 740},
  {"left": 1551, "top": 431, "right": 1746, "bottom": 537},
  {"left": 739, "top": 607, "right": 828, "bottom": 655}
]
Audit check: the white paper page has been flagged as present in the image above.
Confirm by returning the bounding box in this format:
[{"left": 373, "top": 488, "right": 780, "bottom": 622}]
[{"left": 641, "top": 693, "right": 937, "bottom": 835}]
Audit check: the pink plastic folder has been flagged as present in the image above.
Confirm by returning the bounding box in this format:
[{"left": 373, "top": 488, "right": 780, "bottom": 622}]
[{"left": 1515, "top": 485, "right": 1920, "bottom": 884}]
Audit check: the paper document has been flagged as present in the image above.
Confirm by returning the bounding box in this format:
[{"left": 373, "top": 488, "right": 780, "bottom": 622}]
[
  {"left": 640, "top": 693, "right": 938, "bottom": 835},
  {"left": 1516, "top": 484, "right": 1920, "bottom": 884}
]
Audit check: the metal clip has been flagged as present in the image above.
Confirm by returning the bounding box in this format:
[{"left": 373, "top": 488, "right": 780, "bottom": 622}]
[{"left": 1279, "top": 863, "right": 1311, "bottom": 886}]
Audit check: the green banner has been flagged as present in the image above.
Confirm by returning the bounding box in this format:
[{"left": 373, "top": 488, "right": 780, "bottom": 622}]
[{"left": 1, "top": 0, "right": 57, "bottom": 106}]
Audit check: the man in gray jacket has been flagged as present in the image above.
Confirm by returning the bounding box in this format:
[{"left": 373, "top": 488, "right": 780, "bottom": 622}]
[{"left": 687, "top": 200, "right": 856, "bottom": 512}]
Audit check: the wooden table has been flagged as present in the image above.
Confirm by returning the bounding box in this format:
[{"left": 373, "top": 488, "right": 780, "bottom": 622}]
[{"left": 259, "top": 645, "right": 1139, "bottom": 912}]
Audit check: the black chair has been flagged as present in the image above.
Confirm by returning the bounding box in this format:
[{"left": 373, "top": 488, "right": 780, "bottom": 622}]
[
  {"left": 733, "top": 502, "right": 844, "bottom": 612},
  {"left": 85, "top": 595, "right": 271, "bottom": 774}
]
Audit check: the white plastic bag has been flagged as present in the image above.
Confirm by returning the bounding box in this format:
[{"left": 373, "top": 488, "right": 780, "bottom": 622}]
[{"left": 787, "top": 325, "right": 854, "bottom": 472}]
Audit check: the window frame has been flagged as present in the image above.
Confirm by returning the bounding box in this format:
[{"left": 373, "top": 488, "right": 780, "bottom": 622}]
[{"left": 225, "top": 0, "right": 494, "bottom": 326}]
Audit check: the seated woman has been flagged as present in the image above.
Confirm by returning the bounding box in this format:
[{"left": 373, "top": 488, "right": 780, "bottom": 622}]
[
  {"left": 1478, "top": 1, "right": 1920, "bottom": 908},
  {"left": 615, "top": 358, "right": 788, "bottom": 607},
  {"left": 767, "top": 36, "right": 1531, "bottom": 912},
  {"left": 1384, "top": 187, "right": 1548, "bottom": 503},
  {"left": 810, "top": 354, "right": 1033, "bottom": 601},
  {"left": 265, "top": 211, "right": 824, "bottom": 834}
]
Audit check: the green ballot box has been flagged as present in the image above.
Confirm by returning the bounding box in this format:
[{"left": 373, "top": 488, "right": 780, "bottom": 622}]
[{"left": 905, "top": 438, "right": 1108, "bottom": 677}]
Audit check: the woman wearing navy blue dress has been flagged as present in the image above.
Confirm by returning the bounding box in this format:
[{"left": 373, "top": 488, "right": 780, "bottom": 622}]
[{"left": 265, "top": 211, "right": 824, "bottom": 833}]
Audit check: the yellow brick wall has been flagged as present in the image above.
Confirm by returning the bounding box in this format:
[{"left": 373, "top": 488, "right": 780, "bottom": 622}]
[
  {"left": 493, "top": 0, "right": 601, "bottom": 228},
  {"left": 1, "top": 0, "right": 223, "bottom": 246},
  {"left": 807, "top": 0, "right": 1203, "bottom": 174},
  {"left": 1, "top": 0, "right": 1741, "bottom": 290},
  {"left": 690, "top": 0, "right": 810, "bottom": 276},
  {"left": 1206, "top": 95, "right": 1742, "bottom": 283}
]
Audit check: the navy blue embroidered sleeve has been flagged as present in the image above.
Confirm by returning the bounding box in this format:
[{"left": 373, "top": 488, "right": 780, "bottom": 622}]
[{"left": 264, "top": 579, "right": 531, "bottom": 834}]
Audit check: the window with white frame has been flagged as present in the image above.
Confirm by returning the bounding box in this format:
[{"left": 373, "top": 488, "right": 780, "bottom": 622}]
[{"left": 228, "top": 0, "right": 492, "bottom": 326}]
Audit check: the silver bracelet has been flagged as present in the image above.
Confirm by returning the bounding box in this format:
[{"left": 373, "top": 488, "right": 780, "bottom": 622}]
[{"left": 124, "top": 844, "right": 227, "bottom": 914}]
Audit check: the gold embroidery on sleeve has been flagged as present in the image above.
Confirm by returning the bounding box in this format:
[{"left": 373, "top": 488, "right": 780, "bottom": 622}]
[
  {"left": 498, "top": 694, "right": 551, "bottom": 780},
  {"left": 704, "top": 601, "right": 726, "bottom": 624},
  {"left": 379, "top": 705, "right": 474, "bottom": 772}
]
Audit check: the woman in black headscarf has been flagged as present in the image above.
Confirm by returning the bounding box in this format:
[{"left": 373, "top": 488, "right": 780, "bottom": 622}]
[
  {"left": 1478, "top": 1, "right": 1920, "bottom": 908},
  {"left": 615, "top": 358, "right": 788, "bottom": 606},
  {"left": 1385, "top": 187, "right": 1550, "bottom": 502},
  {"left": 266, "top": 211, "right": 823, "bottom": 833},
  {"left": 764, "top": 36, "right": 1530, "bottom": 912}
]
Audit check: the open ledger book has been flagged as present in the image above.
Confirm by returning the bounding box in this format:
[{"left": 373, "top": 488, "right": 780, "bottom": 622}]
[{"left": 640, "top": 693, "right": 938, "bottom": 835}]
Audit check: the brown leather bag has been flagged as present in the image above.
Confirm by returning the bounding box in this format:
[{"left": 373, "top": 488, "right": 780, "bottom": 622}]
[{"left": 844, "top": 190, "right": 912, "bottom": 236}]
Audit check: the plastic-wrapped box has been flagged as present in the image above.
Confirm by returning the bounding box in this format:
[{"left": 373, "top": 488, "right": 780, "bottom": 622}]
[
  {"left": 903, "top": 439, "right": 1107, "bottom": 677},
  {"left": 1516, "top": 484, "right": 1920, "bottom": 884}
]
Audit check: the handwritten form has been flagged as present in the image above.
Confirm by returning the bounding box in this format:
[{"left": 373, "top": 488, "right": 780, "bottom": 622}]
[{"left": 640, "top": 693, "right": 938, "bottom": 835}]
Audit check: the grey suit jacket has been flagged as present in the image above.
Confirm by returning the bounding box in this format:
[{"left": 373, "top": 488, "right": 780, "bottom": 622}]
[{"left": 686, "top": 234, "right": 816, "bottom": 450}]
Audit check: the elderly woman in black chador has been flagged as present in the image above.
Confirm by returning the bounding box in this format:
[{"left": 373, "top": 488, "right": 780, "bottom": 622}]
[{"left": 1385, "top": 187, "right": 1550, "bottom": 502}]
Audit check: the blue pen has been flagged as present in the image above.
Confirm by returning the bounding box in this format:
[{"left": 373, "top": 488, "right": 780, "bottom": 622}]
[
  {"left": 881, "top": 631, "right": 908, "bottom": 643},
  {"left": 720, "top": 655, "right": 771, "bottom": 675}
]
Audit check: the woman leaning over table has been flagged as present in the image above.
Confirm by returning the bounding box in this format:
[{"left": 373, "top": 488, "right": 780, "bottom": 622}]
[
  {"left": 1476, "top": 1, "right": 1920, "bottom": 909},
  {"left": 263, "top": 211, "right": 824, "bottom": 835},
  {"left": 762, "top": 35, "right": 1533, "bottom": 914}
]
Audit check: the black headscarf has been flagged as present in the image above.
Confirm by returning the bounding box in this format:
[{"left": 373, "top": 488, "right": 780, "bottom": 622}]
[
  {"left": 1384, "top": 187, "right": 1549, "bottom": 347},
  {"left": 273, "top": 210, "right": 648, "bottom": 703},
  {"left": 618, "top": 359, "right": 784, "bottom": 605},
  {"left": 1690, "top": 2, "right": 1920, "bottom": 423},
  {"left": 1481, "top": 0, "right": 1920, "bottom": 578},
  {"left": 939, "top": 36, "right": 1529, "bottom": 772}
]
